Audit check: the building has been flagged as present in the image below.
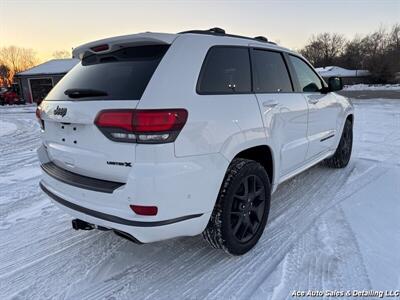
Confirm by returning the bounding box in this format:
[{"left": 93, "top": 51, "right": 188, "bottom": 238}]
[
  {"left": 14, "top": 59, "right": 79, "bottom": 103},
  {"left": 315, "top": 66, "right": 371, "bottom": 85}
]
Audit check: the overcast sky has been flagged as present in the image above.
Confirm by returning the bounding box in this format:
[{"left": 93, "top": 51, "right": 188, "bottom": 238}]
[{"left": 1, "top": 0, "right": 399, "bottom": 60}]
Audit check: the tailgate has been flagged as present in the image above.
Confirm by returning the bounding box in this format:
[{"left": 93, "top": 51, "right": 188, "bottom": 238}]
[
  {"left": 40, "top": 100, "right": 139, "bottom": 183},
  {"left": 38, "top": 42, "right": 171, "bottom": 183}
]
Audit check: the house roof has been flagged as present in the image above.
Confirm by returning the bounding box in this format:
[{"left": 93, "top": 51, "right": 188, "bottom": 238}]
[
  {"left": 16, "top": 59, "right": 79, "bottom": 76},
  {"left": 315, "top": 66, "right": 370, "bottom": 78}
]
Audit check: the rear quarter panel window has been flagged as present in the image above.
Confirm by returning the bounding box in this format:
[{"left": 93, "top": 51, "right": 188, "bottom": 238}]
[{"left": 197, "top": 46, "right": 251, "bottom": 94}]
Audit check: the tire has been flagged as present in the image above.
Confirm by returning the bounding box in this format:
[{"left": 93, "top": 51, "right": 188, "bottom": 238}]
[
  {"left": 324, "top": 119, "right": 353, "bottom": 168},
  {"left": 203, "top": 158, "right": 271, "bottom": 255}
]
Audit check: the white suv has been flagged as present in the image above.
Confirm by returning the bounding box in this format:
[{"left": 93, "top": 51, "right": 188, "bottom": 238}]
[{"left": 37, "top": 28, "right": 354, "bottom": 255}]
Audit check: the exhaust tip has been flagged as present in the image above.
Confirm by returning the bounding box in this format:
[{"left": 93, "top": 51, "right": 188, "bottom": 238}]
[{"left": 72, "top": 219, "right": 95, "bottom": 230}]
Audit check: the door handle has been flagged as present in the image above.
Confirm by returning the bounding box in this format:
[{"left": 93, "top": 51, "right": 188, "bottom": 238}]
[
  {"left": 262, "top": 100, "right": 278, "bottom": 108},
  {"left": 308, "top": 98, "right": 319, "bottom": 104}
]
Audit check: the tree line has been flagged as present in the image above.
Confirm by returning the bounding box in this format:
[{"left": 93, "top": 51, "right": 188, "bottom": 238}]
[
  {"left": 1, "top": 24, "right": 399, "bottom": 86},
  {"left": 0, "top": 48, "right": 70, "bottom": 86},
  {"left": 299, "top": 24, "right": 400, "bottom": 83}
]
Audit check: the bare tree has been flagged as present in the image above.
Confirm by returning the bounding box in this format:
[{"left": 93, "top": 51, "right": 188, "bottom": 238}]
[
  {"left": 0, "top": 46, "right": 38, "bottom": 82},
  {"left": 0, "top": 64, "right": 10, "bottom": 86},
  {"left": 299, "top": 39, "right": 324, "bottom": 66},
  {"left": 300, "top": 33, "right": 346, "bottom": 67},
  {"left": 299, "top": 24, "right": 400, "bottom": 83},
  {"left": 339, "top": 36, "right": 364, "bottom": 70},
  {"left": 360, "top": 27, "right": 394, "bottom": 82},
  {"left": 52, "top": 50, "right": 71, "bottom": 59},
  {"left": 389, "top": 24, "right": 400, "bottom": 51}
]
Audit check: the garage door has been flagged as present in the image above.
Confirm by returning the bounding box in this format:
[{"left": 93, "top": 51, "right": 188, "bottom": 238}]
[{"left": 29, "top": 78, "right": 53, "bottom": 103}]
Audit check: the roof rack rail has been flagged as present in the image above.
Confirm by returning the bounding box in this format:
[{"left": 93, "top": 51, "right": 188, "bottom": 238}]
[
  {"left": 179, "top": 27, "right": 226, "bottom": 35},
  {"left": 208, "top": 27, "right": 225, "bottom": 34},
  {"left": 178, "top": 28, "right": 276, "bottom": 45},
  {"left": 254, "top": 36, "right": 268, "bottom": 42}
]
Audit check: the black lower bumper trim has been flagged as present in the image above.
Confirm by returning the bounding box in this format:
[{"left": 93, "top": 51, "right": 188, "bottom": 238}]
[
  {"left": 39, "top": 182, "right": 203, "bottom": 227},
  {"left": 41, "top": 162, "right": 124, "bottom": 193}
]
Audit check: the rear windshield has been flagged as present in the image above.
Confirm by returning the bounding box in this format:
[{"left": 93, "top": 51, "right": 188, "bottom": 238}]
[{"left": 45, "top": 45, "right": 169, "bottom": 101}]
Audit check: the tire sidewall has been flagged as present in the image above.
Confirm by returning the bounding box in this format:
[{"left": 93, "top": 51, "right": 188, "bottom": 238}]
[
  {"left": 221, "top": 162, "right": 271, "bottom": 255},
  {"left": 340, "top": 119, "right": 353, "bottom": 164}
]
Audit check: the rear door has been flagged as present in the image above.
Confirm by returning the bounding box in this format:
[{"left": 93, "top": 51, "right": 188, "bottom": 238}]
[
  {"left": 39, "top": 44, "right": 169, "bottom": 183},
  {"left": 251, "top": 48, "right": 309, "bottom": 177},
  {"left": 287, "top": 55, "right": 340, "bottom": 159}
]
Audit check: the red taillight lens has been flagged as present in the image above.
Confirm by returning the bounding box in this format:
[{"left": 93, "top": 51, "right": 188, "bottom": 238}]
[
  {"left": 95, "top": 110, "right": 133, "bottom": 131},
  {"left": 94, "top": 109, "right": 188, "bottom": 144},
  {"left": 130, "top": 205, "right": 158, "bottom": 216},
  {"left": 132, "top": 109, "right": 188, "bottom": 132}
]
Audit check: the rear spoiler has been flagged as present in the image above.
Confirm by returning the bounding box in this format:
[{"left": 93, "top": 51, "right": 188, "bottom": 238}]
[{"left": 72, "top": 32, "right": 178, "bottom": 60}]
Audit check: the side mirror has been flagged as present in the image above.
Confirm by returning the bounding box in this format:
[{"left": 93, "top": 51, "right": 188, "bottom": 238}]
[{"left": 328, "top": 77, "right": 343, "bottom": 92}]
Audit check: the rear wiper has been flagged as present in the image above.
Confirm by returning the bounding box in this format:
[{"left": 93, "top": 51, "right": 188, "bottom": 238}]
[{"left": 64, "top": 88, "right": 108, "bottom": 98}]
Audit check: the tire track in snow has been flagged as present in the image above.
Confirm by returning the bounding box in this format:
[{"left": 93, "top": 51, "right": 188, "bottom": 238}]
[
  {"left": 252, "top": 207, "right": 372, "bottom": 300},
  {"left": 0, "top": 232, "right": 125, "bottom": 300},
  {"left": 0, "top": 101, "right": 397, "bottom": 300},
  {"left": 206, "top": 160, "right": 386, "bottom": 300},
  {"left": 64, "top": 159, "right": 385, "bottom": 300}
]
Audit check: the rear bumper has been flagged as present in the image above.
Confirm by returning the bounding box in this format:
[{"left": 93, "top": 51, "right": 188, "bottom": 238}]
[
  {"left": 40, "top": 182, "right": 203, "bottom": 227},
  {"left": 39, "top": 181, "right": 209, "bottom": 243},
  {"left": 37, "top": 144, "right": 229, "bottom": 243}
]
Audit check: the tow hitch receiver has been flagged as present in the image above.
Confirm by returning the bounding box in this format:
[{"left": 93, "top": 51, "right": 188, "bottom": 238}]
[{"left": 72, "top": 219, "right": 95, "bottom": 230}]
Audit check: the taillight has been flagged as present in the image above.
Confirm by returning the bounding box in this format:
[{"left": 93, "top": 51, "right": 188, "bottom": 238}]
[
  {"left": 35, "top": 106, "right": 44, "bottom": 130},
  {"left": 95, "top": 111, "right": 133, "bottom": 131},
  {"left": 94, "top": 109, "right": 188, "bottom": 144}
]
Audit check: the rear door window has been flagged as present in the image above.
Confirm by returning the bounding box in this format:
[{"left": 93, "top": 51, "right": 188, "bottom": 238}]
[
  {"left": 197, "top": 47, "right": 251, "bottom": 94},
  {"left": 252, "top": 49, "right": 293, "bottom": 93},
  {"left": 46, "top": 45, "right": 169, "bottom": 101}
]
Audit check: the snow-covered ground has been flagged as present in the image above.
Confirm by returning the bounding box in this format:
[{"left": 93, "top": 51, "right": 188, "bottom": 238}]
[
  {"left": 0, "top": 99, "right": 399, "bottom": 299},
  {"left": 344, "top": 84, "right": 400, "bottom": 91},
  {"left": 0, "top": 120, "right": 17, "bottom": 136}
]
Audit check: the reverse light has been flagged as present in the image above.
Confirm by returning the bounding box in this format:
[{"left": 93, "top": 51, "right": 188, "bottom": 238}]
[
  {"left": 130, "top": 205, "right": 158, "bottom": 216},
  {"left": 94, "top": 109, "right": 188, "bottom": 144}
]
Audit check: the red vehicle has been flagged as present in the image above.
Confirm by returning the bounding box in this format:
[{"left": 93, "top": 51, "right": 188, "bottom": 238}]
[{"left": 0, "top": 84, "right": 25, "bottom": 105}]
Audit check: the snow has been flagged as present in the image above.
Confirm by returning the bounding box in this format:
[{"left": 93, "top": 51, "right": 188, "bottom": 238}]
[
  {"left": 0, "top": 120, "right": 17, "bottom": 136},
  {"left": 341, "top": 168, "right": 400, "bottom": 290},
  {"left": 16, "top": 59, "right": 79, "bottom": 76},
  {"left": 316, "top": 66, "right": 370, "bottom": 78},
  {"left": 0, "top": 98, "right": 399, "bottom": 299},
  {"left": 344, "top": 83, "right": 400, "bottom": 91}
]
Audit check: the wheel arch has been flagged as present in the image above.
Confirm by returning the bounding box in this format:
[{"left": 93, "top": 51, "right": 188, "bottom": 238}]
[
  {"left": 232, "top": 145, "right": 275, "bottom": 186},
  {"left": 346, "top": 113, "right": 354, "bottom": 124},
  {"left": 334, "top": 112, "right": 354, "bottom": 150}
]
